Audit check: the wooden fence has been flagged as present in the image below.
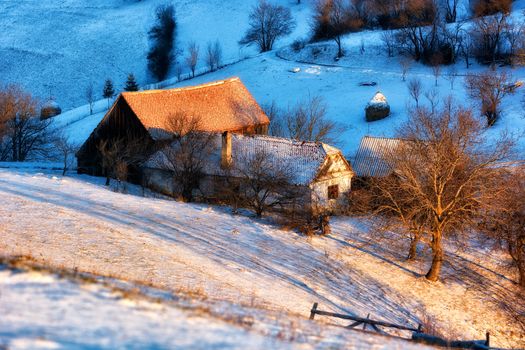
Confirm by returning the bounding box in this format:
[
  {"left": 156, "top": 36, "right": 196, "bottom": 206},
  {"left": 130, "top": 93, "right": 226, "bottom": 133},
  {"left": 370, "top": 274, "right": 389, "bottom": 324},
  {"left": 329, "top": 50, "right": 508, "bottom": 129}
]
[{"left": 309, "top": 303, "right": 491, "bottom": 349}]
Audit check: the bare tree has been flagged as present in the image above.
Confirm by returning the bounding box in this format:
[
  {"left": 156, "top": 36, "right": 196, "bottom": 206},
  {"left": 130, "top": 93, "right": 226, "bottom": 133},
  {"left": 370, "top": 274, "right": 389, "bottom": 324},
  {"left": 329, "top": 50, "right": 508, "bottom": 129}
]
[
  {"left": 262, "top": 101, "right": 286, "bottom": 137},
  {"left": 269, "top": 96, "right": 345, "bottom": 145},
  {"left": 465, "top": 69, "right": 513, "bottom": 126},
  {"left": 407, "top": 78, "right": 422, "bottom": 107},
  {"left": 400, "top": 56, "right": 412, "bottom": 81},
  {"left": 206, "top": 40, "right": 223, "bottom": 72},
  {"left": 53, "top": 132, "right": 78, "bottom": 176},
  {"left": 431, "top": 58, "right": 441, "bottom": 86},
  {"left": 0, "top": 84, "right": 51, "bottom": 161},
  {"left": 174, "top": 63, "right": 183, "bottom": 82},
  {"left": 186, "top": 41, "right": 199, "bottom": 78},
  {"left": 445, "top": 65, "right": 458, "bottom": 89},
  {"left": 369, "top": 101, "right": 513, "bottom": 282},
  {"left": 394, "top": 1, "right": 440, "bottom": 63},
  {"left": 97, "top": 135, "right": 147, "bottom": 188},
  {"left": 239, "top": 0, "right": 296, "bottom": 52},
  {"left": 233, "top": 150, "right": 300, "bottom": 217},
  {"left": 470, "top": 12, "right": 509, "bottom": 65},
  {"left": 154, "top": 114, "right": 214, "bottom": 202},
  {"left": 86, "top": 82, "right": 95, "bottom": 115},
  {"left": 97, "top": 137, "right": 127, "bottom": 187},
  {"left": 352, "top": 171, "right": 430, "bottom": 260},
  {"left": 381, "top": 30, "right": 396, "bottom": 57},
  {"left": 312, "top": 0, "right": 351, "bottom": 58},
  {"left": 440, "top": 21, "right": 465, "bottom": 64},
  {"left": 505, "top": 18, "right": 525, "bottom": 66},
  {"left": 483, "top": 169, "right": 525, "bottom": 288},
  {"left": 444, "top": 0, "right": 459, "bottom": 23},
  {"left": 424, "top": 88, "right": 440, "bottom": 113},
  {"left": 458, "top": 30, "right": 473, "bottom": 68}
]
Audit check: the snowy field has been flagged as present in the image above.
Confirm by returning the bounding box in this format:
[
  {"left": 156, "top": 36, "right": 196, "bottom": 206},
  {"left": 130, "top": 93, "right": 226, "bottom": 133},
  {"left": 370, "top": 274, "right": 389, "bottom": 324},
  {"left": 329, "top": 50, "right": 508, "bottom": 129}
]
[
  {"left": 56, "top": 45, "right": 525, "bottom": 157},
  {"left": 0, "top": 264, "right": 442, "bottom": 350},
  {"left": 47, "top": 1, "right": 525, "bottom": 157},
  {"left": 0, "top": 0, "right": 312, "bottom": 110},
  {"left": 0, "top": 266, "right": 299, "bottom": 350},
  {"left": 0, "top": 168, "right": 523, "bottom": 348},
  {"left": 2, "top": 0, "right": 524, "bottom": 156}
]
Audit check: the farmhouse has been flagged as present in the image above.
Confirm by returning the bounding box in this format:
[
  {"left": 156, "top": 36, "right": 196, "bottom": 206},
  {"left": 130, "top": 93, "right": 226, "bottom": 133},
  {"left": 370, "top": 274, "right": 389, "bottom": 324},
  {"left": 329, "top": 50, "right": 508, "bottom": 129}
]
[
  {"left": 145, "top": 132, "right": 354, "bottom": 214},
  {"left": 76, "top": 77, "right": 270, "bottom": 176}
]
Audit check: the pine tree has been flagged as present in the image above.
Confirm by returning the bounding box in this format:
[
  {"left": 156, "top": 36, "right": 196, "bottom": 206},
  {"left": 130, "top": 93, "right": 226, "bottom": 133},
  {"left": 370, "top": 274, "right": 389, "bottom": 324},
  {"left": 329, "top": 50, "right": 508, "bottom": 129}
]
[
  {"left": 124, "top": 73, "right": 139, "bottom": 92},
  {"left": 102, "top": 79, "right": 115, "bottom": 108}
]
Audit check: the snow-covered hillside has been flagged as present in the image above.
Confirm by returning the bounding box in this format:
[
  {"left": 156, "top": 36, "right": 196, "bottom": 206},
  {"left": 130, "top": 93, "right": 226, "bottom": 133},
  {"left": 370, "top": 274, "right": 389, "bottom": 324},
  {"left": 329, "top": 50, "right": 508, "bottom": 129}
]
[
  {"left": 0, "top": 265, "right": 299, "bottom": 350},
  {"left": 56, "top": 45, "right": 525, "bottom": 157},
  {"left": 0, "top": 0, "right": 312, "bottom": 110},
  {"left": 4, "top": 0, "right": 524, "bottom": 157},
  {"left": 0, "top": 168, "right": 523, "bottom": 348},
  {"left": 48, "top": 3, "right": 525, "bottom": 157}
]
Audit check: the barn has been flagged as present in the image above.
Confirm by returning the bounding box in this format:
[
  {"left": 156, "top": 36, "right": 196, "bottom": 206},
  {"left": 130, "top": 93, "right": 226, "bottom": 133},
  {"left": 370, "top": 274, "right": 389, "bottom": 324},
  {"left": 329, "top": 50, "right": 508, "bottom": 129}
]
[{"left": 76, "top": 77, "right": 270, "bottom": 178}]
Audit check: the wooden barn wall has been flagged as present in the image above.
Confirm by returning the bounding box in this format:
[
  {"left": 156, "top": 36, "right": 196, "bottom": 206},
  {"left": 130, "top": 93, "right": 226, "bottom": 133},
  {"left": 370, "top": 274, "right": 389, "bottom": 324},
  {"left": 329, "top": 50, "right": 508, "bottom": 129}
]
[{"left": 77, "top": 97, "right": 152, "bottom": 177}]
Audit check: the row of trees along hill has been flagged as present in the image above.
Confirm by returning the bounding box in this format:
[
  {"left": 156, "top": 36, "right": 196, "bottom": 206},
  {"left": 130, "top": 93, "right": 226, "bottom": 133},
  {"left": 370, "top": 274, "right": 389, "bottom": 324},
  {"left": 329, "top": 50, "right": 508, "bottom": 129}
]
[{"left": 311, "top": 0, "right": 524, "bottom": 66}]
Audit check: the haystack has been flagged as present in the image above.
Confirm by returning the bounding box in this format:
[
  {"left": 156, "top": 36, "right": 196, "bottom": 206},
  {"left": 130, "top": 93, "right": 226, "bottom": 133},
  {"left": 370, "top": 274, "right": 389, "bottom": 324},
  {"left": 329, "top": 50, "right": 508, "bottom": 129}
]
[{"left": 365, "top": 92, "right": 390, "bottom": 122}]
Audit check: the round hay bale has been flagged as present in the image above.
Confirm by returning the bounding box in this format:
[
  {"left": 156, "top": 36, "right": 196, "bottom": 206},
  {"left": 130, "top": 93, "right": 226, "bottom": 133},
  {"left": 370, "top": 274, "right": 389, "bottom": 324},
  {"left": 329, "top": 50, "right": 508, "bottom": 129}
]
[{"left": 365, "top": 92, "right": 390, "bottom": 122}]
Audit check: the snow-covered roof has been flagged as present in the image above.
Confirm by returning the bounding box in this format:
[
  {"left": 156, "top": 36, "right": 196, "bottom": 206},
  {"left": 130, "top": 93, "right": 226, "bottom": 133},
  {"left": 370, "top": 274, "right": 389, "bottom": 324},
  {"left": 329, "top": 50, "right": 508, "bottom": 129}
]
[
  {"left": 42, "top": 99, "right": 61, "bottom": 110},
  {"left": 148, "top": 133, "right": 348, "bottom": 186},
  {"left": 120, "top": 77, "right": 269, "bottom": 139},
  {"left": 353, "top": 136, "right": 402, "bottom": 177},
  {"left": 366, "top": 92, "right": 389, "bottom": 108}
]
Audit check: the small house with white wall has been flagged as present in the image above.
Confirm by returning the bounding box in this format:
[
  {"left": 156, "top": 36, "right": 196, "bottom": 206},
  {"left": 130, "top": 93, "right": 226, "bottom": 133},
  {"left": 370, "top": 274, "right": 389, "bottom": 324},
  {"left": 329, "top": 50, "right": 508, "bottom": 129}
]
[{"left": 145, "top": 132, "right": 354, "bottom": 214}]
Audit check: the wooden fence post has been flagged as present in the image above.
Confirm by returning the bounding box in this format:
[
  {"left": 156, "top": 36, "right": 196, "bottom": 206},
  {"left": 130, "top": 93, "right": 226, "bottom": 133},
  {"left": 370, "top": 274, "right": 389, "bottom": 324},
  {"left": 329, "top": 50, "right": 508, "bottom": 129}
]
[
  {"left": 363, "top": 313, "right": 370, "bottom": 330},
  {"left": 485, "top": 332, "right": 490, "bottom": 346},
  {"left": 310, "top": 302, "right": 318, "bottom": 320}
]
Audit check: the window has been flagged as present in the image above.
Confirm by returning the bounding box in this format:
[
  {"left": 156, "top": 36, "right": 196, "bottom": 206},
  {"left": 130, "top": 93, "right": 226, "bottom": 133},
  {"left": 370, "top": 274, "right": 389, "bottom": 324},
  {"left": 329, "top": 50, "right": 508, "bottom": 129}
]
[{"left": 328, "top": 185, "right": 339, "bottom": 200}]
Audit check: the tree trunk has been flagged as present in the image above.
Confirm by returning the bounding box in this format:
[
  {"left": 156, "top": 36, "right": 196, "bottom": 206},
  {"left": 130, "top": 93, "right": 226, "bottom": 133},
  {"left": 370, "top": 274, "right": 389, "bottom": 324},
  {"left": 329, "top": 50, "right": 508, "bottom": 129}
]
[
  {"left": 182, "top": 188, "right": 193, "bottom": 203},
  {"left": 335, "top": 37, "right": 342, "bottom": 58},
  {"left": 407, "top": 231, "right": 421, "bottom": 260},
  {"left": 518, "top": 262, "right": 525, "bottom": 288},
  {"left": 426, "top": 232, "right": 444, "bottom": 281},
  {"left": 517, "top": 242, "right": 525, "bottom": 288},
  {"left": 12, "top": 120, "right": 17, "bottom": 161},
  {"left": 63, "top": 155, "right": 68, "bottom": 176}
]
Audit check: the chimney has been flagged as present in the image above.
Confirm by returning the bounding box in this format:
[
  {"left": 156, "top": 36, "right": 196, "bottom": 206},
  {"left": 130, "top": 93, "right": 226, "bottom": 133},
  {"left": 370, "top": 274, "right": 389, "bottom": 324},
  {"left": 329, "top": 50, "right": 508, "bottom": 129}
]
[{"left": 221, "top": 131, "right": 232, "bottom": 168}]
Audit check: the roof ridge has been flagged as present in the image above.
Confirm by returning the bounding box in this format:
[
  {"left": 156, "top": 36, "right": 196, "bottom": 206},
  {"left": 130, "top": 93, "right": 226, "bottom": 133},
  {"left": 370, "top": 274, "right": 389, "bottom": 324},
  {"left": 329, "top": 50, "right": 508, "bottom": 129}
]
[
  {"left": 233, "top": 133, "right": 343, "bottom": 157},
  {"left": 122, "top": 77, "right": 241, "bottom": 96},
  {"left": 363, "top": 135, "right": 405, "bottom": 142},
  {"left": 236, "top": 133, "right": 320, "bottom": 146}
]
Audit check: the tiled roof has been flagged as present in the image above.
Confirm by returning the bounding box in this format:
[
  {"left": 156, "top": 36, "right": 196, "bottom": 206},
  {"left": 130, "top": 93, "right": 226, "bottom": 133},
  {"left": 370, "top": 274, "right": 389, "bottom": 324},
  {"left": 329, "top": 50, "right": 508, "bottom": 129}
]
[
  {"left": 148, "top": 134, "right": 349, "bottom": 186},
  {"left": 121, "top": 77, "right": 269, "bottom": 138},
  {"left": 353, "top": 136, "right": 403, "bottom": 177}
]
